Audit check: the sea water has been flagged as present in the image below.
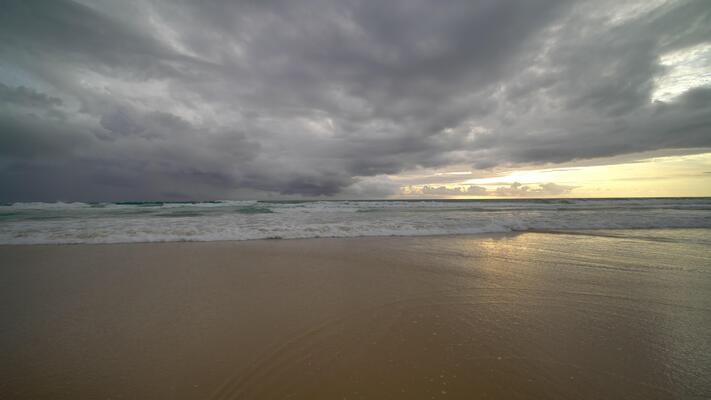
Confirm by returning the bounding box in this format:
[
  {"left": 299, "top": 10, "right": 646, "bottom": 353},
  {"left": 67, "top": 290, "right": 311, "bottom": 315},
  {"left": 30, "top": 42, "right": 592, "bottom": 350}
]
[{"left": 1, "top": 198, "right": 710, "bottom": 244}]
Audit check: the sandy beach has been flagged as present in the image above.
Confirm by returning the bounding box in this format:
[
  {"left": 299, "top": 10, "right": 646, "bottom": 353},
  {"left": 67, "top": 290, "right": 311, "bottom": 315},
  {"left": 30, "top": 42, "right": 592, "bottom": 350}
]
[{"left": 2, "top": 230, "right": 710, "bottom": 399}]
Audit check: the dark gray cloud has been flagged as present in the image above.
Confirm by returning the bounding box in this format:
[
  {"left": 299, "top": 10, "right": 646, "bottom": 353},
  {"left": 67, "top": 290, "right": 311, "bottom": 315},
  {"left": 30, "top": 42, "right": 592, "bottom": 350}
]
[
  {"left": 1, "top": 0, "right": 710, "bottom": 201},
  {"left": 0, "top": 84, "right": 62, "bottom": 109}
]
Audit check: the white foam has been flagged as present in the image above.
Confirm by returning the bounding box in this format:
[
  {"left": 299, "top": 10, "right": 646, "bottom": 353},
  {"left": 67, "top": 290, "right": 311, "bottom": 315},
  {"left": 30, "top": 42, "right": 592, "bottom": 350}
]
[{"left": 1, "top": 199, "right": 709, "bottom": 244}]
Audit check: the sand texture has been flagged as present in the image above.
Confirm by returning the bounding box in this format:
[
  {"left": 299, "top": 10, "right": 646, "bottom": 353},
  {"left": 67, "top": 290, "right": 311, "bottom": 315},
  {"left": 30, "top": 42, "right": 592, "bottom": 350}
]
[{"left": 1, "top": 230, "right": 710, "bottom": 399}]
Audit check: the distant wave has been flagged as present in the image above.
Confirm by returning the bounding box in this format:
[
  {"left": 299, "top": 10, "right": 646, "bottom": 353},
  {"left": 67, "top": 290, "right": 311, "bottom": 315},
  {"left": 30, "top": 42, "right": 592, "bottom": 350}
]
[{"left": 1, "top": 198, "right": 710, "bottom": 244}]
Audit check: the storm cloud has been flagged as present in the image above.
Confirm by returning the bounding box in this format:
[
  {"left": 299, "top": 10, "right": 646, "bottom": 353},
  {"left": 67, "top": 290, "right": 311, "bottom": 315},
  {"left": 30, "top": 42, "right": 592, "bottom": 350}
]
[{"left": 1, "top": 0, "right": 710, "bottom": 201}]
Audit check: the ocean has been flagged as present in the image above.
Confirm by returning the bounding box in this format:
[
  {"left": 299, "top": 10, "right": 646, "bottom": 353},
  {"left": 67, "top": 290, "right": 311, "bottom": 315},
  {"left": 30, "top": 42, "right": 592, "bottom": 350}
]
[{"left": 1, "top": 197, "right": 710, "bottom": 245}]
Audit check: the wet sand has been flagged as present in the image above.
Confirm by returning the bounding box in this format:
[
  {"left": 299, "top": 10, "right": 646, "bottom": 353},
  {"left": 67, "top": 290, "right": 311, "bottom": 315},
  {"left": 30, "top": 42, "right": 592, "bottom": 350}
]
[{"left": 1, "top": 230, "right": 710, "bottom": 399}]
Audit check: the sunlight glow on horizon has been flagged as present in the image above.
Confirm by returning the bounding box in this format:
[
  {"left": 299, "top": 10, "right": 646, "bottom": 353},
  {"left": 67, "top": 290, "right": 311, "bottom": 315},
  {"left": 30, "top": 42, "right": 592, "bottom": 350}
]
[{"left": 394, "top": 152, "right": 711, "bottom": 198}]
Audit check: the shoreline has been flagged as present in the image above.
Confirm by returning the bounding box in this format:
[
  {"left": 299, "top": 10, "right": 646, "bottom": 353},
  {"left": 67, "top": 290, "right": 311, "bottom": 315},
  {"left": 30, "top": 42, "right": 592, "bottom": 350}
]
[
  {"left": 0, "top": 230, "right": 522, "bottom": 247},
  {"left": 1, "top": 226, "right": 709, "bottom": 247}
]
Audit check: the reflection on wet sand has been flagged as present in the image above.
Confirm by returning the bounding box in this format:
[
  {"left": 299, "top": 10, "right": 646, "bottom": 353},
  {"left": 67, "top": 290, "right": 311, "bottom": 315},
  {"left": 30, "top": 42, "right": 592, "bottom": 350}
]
[{"left": 1, "top": 229, "right": 710, "bottom": 399}]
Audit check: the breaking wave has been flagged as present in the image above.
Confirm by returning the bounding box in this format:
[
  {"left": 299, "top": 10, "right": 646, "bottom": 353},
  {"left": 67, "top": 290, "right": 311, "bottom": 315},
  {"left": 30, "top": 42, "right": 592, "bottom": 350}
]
[{"left": 1, "top": 198, "right": 710, "bottom": 244}]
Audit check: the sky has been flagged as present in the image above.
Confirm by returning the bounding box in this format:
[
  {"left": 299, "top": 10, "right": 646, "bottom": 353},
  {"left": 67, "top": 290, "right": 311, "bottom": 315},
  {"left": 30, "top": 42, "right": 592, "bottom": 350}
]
[{"left": 1, "top": 0, "right": 710, "bottom": 202}]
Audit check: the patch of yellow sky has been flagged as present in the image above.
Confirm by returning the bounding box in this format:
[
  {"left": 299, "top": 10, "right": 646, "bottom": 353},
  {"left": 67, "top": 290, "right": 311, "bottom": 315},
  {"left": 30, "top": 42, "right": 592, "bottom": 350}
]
[
  {"left": 396, "top": 151, "right": 711, "bottom": 198},
  {"left": 394, "top": 40, "right": 711, "bottom": 199},
  {"left": 478, "top": 152, "right": 711, "bottom": 197}
]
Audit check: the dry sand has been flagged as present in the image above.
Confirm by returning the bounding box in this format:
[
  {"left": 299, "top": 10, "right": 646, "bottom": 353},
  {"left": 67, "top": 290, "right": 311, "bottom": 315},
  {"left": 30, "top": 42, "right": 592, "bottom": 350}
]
[{"left": 1, "top": 231, "right": 710, "bottom": 399}]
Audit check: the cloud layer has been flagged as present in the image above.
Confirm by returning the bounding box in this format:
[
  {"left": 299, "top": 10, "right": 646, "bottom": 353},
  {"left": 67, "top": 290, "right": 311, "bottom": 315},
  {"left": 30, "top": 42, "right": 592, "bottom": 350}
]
[{"left": 1, "top": 0, "right": 710, "bottom": 201}]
